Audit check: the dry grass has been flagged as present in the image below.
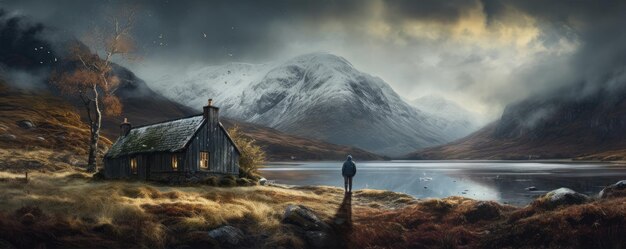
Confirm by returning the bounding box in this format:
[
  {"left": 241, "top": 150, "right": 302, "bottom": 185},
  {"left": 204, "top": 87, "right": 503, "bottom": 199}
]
[
  {"left": 0, "top": 148, "right": 87, "bottom": 173},
  {"left": 485, "top": 198, "right": 626, "bottom": 249},
  {"left": 0, "top": 82, "right": 111, "bottom": 151},
  {"left": 0, "top": 172, "right": 391, "bottom": 248},
  {"left": 0, "top": 172, "right": 623, "bottom": 248},
  {"left": 0, "top": 81, "right": 112, "bottom": 172}
]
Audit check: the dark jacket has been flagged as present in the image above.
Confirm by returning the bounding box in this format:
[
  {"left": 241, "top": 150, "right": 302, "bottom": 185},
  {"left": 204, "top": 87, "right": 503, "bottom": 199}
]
[{"left": 342, "top": 157, "right": 356, "bottom": 177}]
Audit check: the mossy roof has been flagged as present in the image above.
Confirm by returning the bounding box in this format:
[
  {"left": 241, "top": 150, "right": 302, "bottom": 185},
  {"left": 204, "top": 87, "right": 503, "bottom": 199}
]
[{"left": 105, "top": 115, "right": 205, "bottom": 158}]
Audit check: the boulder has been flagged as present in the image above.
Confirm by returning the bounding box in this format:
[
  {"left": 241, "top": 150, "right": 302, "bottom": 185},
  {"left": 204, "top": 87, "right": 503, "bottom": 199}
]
[
  {"left": 599, "top": 180, "right": 626, "bottom": 199},
  {"left": 259, "top": 178, "right": 267, "bottom": 185},
  {"left": 20, "top": 213, "right": 36, "bottom": 226},
  {"left": 0, "top": 134, "right": 16, "bottom": 141},
  {"left": 525, "top": 186, "right": 537, "bottom": 191},
  {"left": 305, "top": 231, "right": 331, "bottom": 248},
  {"left": 207, "top": 225, "right": 244, "bottom": 246},
  {"left": 282, "top": 205, "right": 330, "bottom": 231},
  {"left": 464, "top": 201, "right": 501, "bottom": 222},
  {"left": 183, "top": 231, "right": 219, "bottom": 248},
  {"left": 533, "top": 188, "right": 590, "bottom": 209},
  {"left": 17, "top": 120, "right": 35, "bottom": 129}
]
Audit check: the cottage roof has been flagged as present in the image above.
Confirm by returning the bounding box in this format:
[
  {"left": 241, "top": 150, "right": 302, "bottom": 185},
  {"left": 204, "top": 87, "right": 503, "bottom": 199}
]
[{"left": 105, "top": 115, "right": 205, "bottom": 158}]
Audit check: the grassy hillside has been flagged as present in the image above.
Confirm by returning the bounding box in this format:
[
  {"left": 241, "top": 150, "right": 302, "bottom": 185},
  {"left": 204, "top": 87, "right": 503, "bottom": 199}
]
[
  {"left": 221, "top": 119, "right": 385, "bottom": 161},
  {"left": 0, "top": 81, "right": 111, "bottom": 172},
  {"left": 407, "top": 122, "right": 626, "bottom": 160},
  {"left": 408, "top": 87, "right": 626, "bottom": 161}
]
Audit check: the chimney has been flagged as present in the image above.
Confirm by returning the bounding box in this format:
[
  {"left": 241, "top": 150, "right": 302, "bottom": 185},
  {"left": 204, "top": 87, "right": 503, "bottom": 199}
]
[
  {"left": 120, "top": 117, "right": 131, "bottom": 137},
  {"left": 203, "top": 98, "right": 219, "bottom": 121}
]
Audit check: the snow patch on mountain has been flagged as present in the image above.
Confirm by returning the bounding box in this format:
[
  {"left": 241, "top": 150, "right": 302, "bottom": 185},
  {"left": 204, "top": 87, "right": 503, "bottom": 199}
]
[{"left": 151, "top": 53, "right": 475, "bottom": 156}]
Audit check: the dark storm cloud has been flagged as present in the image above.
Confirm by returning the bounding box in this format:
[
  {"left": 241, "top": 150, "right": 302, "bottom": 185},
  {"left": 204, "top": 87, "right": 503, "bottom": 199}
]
[
  {"left": 0, "top": 0, "right": 493, "bottom": 63},
  {"left": 1, "top": 0, "right": 372, "bottom": 63},
  {"left": 0, "top": 8, "right": 59, "bottom": 89},
  {"left": 500, "top": 0, "right": 626, "bottom": 97},
  {"left": 384, "top": 0, "right": 477, "bottom": 24},
  {"left": 0, "top": 9, "right": 56, "bottom": 70},
  {"left": 1, "top": 0, "right": 626, "bottom": 119}
]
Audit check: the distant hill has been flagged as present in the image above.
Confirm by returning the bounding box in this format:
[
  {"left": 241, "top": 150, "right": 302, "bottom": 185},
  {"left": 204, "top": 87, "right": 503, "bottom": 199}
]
[
  {"left": 153, "top": 53, "right": 477, "bottom": 156},
  {"left": 407, "top": 84, "right": 626, "bottom": 160},
  {"left": 220, "top": 119, "right": 384, "bottom": 161},
  {"left": 0, "top": 72, "right": 382, "bottom": 162},
  {"left": 409, "top": 95, "right": 482, "bottom": 139},
  {"left": 100, "top": 66, "right": 384, "bottom": 161}
]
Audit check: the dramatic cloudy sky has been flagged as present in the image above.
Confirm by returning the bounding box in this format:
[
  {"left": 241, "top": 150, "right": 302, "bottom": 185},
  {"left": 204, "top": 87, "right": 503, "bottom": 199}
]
[{"left": 2, "top": 0, "right": 625, "bottom": 120}]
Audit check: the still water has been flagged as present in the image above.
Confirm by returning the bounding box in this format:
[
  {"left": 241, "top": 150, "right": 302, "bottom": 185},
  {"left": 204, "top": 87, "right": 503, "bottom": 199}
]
[{"left": 259, "top": 160, "right": 626, "bottom": 205}]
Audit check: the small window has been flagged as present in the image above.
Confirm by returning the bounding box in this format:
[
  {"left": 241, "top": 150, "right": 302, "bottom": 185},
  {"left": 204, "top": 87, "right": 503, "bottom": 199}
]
[
  {"left": 200, "top": 151, "right": 209, "bottom": 169},
  {"left": 130, "top": 157, "right": 137, "bottom": 175},
  {"left": 171, "top": 155, "right": 178, "bottom": 171}
]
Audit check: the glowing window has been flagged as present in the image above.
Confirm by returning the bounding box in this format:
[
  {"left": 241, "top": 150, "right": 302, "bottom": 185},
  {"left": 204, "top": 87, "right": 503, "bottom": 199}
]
[
  {"left": 171, "top": 155, "right": 178, "bottom": 171},
  {"left": 130, "top": 157, "right": 137, "bottom": 175},
  {"left": 200, "top": 152, "right": 209, "bottom": 169}
]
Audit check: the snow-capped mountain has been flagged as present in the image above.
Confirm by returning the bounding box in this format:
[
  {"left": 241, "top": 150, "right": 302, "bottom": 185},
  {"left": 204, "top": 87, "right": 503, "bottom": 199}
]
[
  {"left": 152, "top": 53, "right": 465, "bottom": 156},
  {"left": 410, "top": 95, "right": 482, "bottom": 139}
]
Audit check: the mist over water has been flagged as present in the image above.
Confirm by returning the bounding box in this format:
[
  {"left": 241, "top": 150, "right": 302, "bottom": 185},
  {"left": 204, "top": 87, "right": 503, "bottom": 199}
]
[{"left": 260, "top": 161, "right": 626, "bottom": 206}]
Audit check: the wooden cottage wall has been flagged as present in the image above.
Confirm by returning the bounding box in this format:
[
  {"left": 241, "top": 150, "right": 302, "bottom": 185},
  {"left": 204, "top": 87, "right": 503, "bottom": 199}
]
[
  {"left": 137, "top": 155, "right": 146, "bottom": 179},
  {"left": 184, "top": 120, "right": 210, "bottom": 173},
  {"left": 103, "top": 157, "right": 115, "bottom": 178},
  {"left": 209, "top": 121, "right": 226, "bottom": 173},
  {"left": 213, "top": 125, "right": 240, "bottom": 175},
  {"left": 105, "top": 111, "right": 241, "bottom": 180},
  {"left": 199, "top": 108, "right": 239, "bottom": 175},
  {"left": 104, "top": 156, "right": 131, "bottom": 178},
  {"left": 206, "top": 110, "right": 219, "bottom": 173}
]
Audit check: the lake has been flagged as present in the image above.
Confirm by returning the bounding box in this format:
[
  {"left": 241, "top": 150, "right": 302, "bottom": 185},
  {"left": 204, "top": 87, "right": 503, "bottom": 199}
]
[{"left": 259, "top": 160, "right": 626, "bottom": 205}]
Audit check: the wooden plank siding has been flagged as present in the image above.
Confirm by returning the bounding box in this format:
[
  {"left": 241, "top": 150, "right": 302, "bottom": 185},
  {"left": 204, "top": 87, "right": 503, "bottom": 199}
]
[{"left": 104, "top": 109, "right": 240, "bottom": 181}]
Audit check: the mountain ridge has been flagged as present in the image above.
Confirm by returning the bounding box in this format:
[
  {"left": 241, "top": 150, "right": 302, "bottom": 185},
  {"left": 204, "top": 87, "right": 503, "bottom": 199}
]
[
  {"left": 406, "top": 84, "right": 626, "bottom": 160},
  {"left": 153, "top": 52, "right": 479, "bottom": 156},
  {"left": 102, "top": 64, "right": 385, "bottom": 161}
]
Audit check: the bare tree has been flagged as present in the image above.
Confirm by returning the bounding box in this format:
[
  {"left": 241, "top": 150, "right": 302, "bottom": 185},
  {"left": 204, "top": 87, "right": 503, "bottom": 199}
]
[{"left": 52, "top": 7, "right": 137, "bottom": 172}]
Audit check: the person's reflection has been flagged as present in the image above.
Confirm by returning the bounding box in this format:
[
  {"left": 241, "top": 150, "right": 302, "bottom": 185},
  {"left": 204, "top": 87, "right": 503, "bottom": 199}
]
[{"left": 333, "top": 192, "right": 352, "bottom": 247}]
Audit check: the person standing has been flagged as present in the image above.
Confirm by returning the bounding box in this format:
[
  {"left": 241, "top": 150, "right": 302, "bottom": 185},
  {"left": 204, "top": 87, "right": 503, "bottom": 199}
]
[{"left": 342, "top": 155, "right": 357, "bottom": 193}]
